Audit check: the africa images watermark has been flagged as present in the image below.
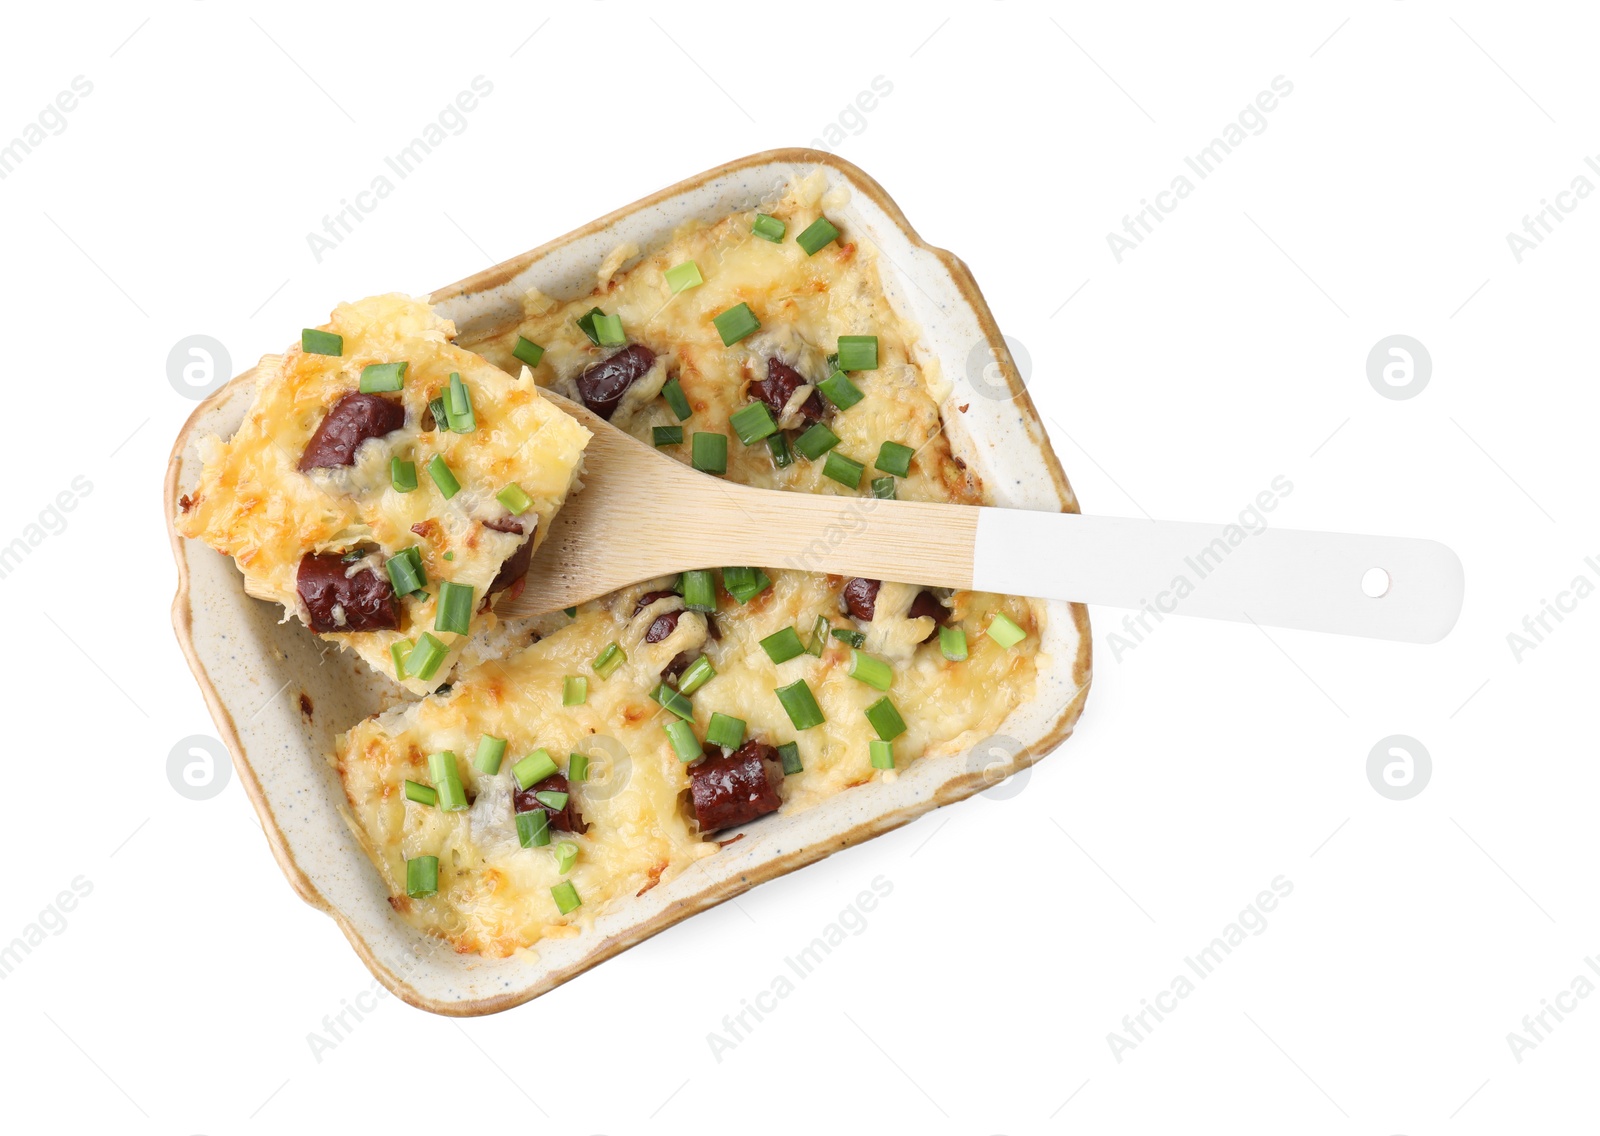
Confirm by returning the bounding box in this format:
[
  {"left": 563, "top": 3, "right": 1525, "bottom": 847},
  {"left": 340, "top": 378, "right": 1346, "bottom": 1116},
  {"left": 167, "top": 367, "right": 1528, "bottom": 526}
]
[
  {"left": 1504, "top": 555, "right": 1600, "bottom": 661},
  {"left": 1505, "top": 955, "right": 1600, "bottom": 1064},
  {"left": 305, "top": 75, "right": 494, "bottom": 264},
  {"left": 1504, "top": 151, "right": 1600, "bottom": 263},
  {"left": 805, "top": 75, "right": 894, "bottom": 152},
  {"left": 1104, "top": 475, "right": 1294, "bottom": 662},
  {"left": 0, "top": 75, "right": 93, "bottom": 181},
  {"left": 0, "top": 875, "right": 94, "bottom": 980},
  {"left": 0, "top": 475, "right": 94, "bottom": 583},
  {"left": 1106, "top": 75, "right": 1295, "bottom": 263},
  {"left": 1107, "top": 875, "right": 1295, "bottom": 1063},
  {"left": 706, "top": 874, "right": 894, "bottom": 1063}
]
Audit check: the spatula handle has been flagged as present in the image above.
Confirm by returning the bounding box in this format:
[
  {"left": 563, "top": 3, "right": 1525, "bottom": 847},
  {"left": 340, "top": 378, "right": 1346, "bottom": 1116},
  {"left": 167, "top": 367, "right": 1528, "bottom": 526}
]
[{"left": 970, "top": 509, "right": 1464, "bottom": 643}]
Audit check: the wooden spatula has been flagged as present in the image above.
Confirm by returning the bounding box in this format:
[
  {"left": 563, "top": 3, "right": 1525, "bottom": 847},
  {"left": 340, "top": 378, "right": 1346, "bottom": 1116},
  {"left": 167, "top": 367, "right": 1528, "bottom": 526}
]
[{"left": 498, "top": 392, "right": 1464, "bottom": 643}]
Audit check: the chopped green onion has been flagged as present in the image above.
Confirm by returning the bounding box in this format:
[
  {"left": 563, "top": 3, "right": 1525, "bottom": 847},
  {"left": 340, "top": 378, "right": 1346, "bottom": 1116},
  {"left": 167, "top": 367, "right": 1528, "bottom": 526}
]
[
  {"left": 301, "top": 328, "right": 343, "bottom": 356},
  {"left": 534, "top": 789, "right": 569, "bottom": 810},
  {"left": 403, "top": 779, "right": 438, "bottom": 807},
  {"left": 670, "top": 573, "right": 686, "bottom": 595},
  {"left": 805, "top": 613, "right": 829, "bottom": 657},
  {"left": 512, "top": 749, "right": 558, "bottom": 791},
  {"left": 752, "top": 213, "right": 786, "bottom": 242},
  {"left": 653, "top": 425, "right": 684, "bottom": 447},
  {"left": 512, "top": 336, "right": 545, "bottom": 368},
  {"left": 390, "top": 457, "right": 418, "bottom": 493},
  {"left": 551, "top": 880, "right": 582, "bottom": 914},
  {"left": 875, "top": 440, "right": 914, "bottom": 478},
  {"left": 554, "top": 841, "right": 578, "bottom": 874},
  {"left": 564, "top": 607, "right": 578, "bottom": 618},
  {"left": 822, "top": 451, "right": 865, "bottom": 489},
  {"left": 405, "top": 632, "right": 448, "bottom": 680},
  {"left": 705, "top": 712, "right": 746, "bottom": 750},
  {"left": 428, "top": 454, "right": 460, "bottom": 499},
  {"left": 563, "top": 676, "right": 587, "bottom": 706},
  {"left": 837, "top": 335, "right": 878, "bottom": 371},
  {"left": 662, "top": 376, "right": 692, "bottom": 421},
  {"left": 443, "top": 552, "right": 454, "bottom": 561},
  {"left": 730, "top": 402, "right": 779, "bottom": 444},
  {"left": 682, "top": 570, "right": 716, "bottom": 613},
  {"left": 593, "top": 312, "right": 625, "bottom": 347},
  {"left": 775, "top": 679, "right": 825, "bottom": 730},
  {"left": 428, "top": 395, "right": 448, "bottom": 430},
  {"left": 869, "top": 739, "right": 895, "bottom": 770},
  {"left": 497, "top": 482, "right": 532, "bottom": 515},
  {"left": 712, "top": 302, "right": 761, "bottom": 346},
  {"left": 473, "top": 735, "right": 507, "bottom": 775},
  {"left": 445, "top": 372, "right": 476, "bottom": 433},
  {"left": 592, "top": 642, "right": 626, "bottom": 680},
  {"left": 777, "top": 741, "right": 803, "bottom": 776},
  {"left": 766, "top": 432, "right": 793, "bottom": 468},
  {"left": 940, "top": 625, "right": 968, "bottom": 661},
  {"left": 359, "top": 361, "right": 407, "bottom": 392},
  {"left": 651, "top": 682, "right": 694, "bottom": 722},
  {"left": 567, "top": 753, "right": 590, "bottom": 783},
  {"left": 390, "top": 639, "right": 412, "bottom": 678},
  {"left": 817, "top": 370, "right": 864, "bottom": 410},
  {"left": 864, "top": 696, "right": 907, "bottom": 740},
  {"left": 987, "top": 613, "right": 1027, "bottom": 648},
  {"left": 831, "top": 627, "right": 866, "bottom": 648},
  {"left": 406, "top": 855, "right": 438, "bottom": 897},
  {"left": 720, "top": 566, "right": 771, "bottom": 604},
  {"left": 794, "top": 422, "right": 840, "bottom": 461},
  {"left": 434, "top": 581, "right": 474, "bottom": 636},
  {"left": 677, "top": 655, "right": 715, "bottom": 695},
  {"left": 871, "top": 477, "right": 896, "bottom": 499},
  {"left": 796, "top": 216, "right": 841, "bottom": 255},
  {"left": 576, "top": 306, "right": 605, "bottom": 345},
  {"left": 691, "top": 432, "right": 728, "bottom": 474},
  {"left": 760, "top": 626, "right": 805, "bottom": 664},
  {"left": 665, "top": 719, "right": 702, "bottom": 763},
  {"left": 517, "top": 809, "right": 551, "bottom": 848},
  {"left": 386, "top": 547, "right": 427, "bottom": 596},
  {"left": 848, "top": 649, "right": 894, "bottom": 692},
  {"left": 665, "top": 260, "right": 703, "bottom": 293},
  {"left": 428, "top": 751, "right": 468, "bottom": 811}
]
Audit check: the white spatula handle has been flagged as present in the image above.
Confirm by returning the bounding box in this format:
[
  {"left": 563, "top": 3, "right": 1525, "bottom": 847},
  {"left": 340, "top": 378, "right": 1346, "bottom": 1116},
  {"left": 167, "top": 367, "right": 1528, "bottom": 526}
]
[{"left": 971, "top": 510, "right": 1463, "bottom": 643}]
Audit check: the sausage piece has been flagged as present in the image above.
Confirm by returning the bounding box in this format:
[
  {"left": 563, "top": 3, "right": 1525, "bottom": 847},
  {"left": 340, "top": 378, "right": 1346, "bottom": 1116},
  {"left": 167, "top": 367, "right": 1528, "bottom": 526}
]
[
  {"left": 576, "top": 344, "right": 656, "bottom": 420},
  {"left": 842, "top": 577, "right": 946, "bottom": 641},
  {"left": 689, "top": 741, "right": 782, "bottom": 834},
  {"left": 487, "top": 528, "right": 536, "bottom": 595},
  {"left": 750, "top": 358, "right": 824, "bottom": 423},
  {"left": 298, "top": 392, "right": 406, "bottom": 470},
  {"left": 513, "top": 772, "right": 587, "bottom": 834},
  {"left": 296, "top": 552, "right": 401, "bottom": 632}
]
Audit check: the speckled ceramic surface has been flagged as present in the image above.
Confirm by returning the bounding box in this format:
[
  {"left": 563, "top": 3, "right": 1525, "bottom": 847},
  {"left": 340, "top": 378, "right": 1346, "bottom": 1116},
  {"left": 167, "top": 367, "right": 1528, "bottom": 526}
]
[{"left": 166, "top": 149, "right": 1092, "bottom": 1015}]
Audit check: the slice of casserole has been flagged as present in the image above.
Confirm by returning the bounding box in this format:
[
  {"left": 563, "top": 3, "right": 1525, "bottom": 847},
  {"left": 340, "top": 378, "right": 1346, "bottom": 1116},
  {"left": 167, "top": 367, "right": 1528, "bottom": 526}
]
[{"left": 175, "top": 293, "right": 590, "bottom": 694}]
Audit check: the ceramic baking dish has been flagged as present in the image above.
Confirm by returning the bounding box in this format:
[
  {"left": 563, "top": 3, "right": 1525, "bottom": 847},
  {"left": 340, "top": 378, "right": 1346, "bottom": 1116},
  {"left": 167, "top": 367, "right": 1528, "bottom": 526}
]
[{"left": 166, "top": 148, "right": 1092, "bottom": 1015}]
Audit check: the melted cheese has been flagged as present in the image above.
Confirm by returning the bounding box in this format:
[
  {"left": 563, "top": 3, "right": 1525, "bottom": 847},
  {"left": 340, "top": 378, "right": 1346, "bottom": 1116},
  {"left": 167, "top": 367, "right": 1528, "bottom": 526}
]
[
  {"left": 337, "top": 178, "right": 1044, "bottom": 956},
  {"left": 176, "top": 294, "right": 590, "bottom": 693}
]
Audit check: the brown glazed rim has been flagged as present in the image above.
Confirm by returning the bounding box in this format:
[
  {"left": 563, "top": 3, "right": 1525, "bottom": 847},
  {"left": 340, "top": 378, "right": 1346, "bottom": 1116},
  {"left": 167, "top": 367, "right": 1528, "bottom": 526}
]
[{"left": 165, "top": 147, "right": 1093, "bottom": 1016}]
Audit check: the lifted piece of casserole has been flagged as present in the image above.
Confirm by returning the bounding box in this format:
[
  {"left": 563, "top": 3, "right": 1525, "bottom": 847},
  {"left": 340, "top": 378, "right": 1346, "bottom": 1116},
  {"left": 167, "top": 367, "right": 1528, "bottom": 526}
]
[{"left": 175, "top": 293, "right": 590, "bottom": 694}]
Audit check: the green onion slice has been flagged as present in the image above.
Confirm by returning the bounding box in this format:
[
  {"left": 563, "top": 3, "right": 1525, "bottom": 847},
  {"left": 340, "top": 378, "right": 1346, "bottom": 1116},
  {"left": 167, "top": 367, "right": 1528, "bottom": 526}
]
[
  {"left": 406, "top": 855, "right": 438, "bottom": 897},
  {"left": 831, "top": 627, "right": 866, "bottom": 648},
  {"left": 387, "top": 547, "right": 426, "bottom": 595},
  {"left": 593, "top": 312, "right": 625, "bottom": 347},
  {"left": 869, "top": 739, "right": 895, "bottom": 770},
  {"left": 390, "top": 639, "right": 412, "bottom": 678},
  {"left": 301, "top": 328, "right": 343, "bottom": 356},
  {"left": 653, "top": 425, "right": 684, "bottom": 447},
  {"left": 665, "top": 719, "right": 702, "bottom": 763},
  {"left": 427, "top": 454, "right": 460, "bottom": 499},
  {"left": 752, "top": 213, "right": 786, "bottom": 242},
  {"left": 805, "top": 613, "right": 829, "bottom": 657},
  {"left": 567, "top": 753, "right": 590, "bottom": 783},
  {"left": 563, "top": 676, "right": 588, "bottom": 706},
  {"left": 390, "top": 457, "right": 418, "bottom": 493},
  {"left": 554, "top": 841, "right": 578, "bottom": 874},
  {"left": 837, "top": 335, "right": 878, "bottom": 371},
  {"left": 796, "top": 216, "right": 841, "bottom": 255},
  {"left": 445, "top": 372, "right": 476, "bottom": 433},
  {"left": 864, "top": 696, "right": 907, "bottom": 740},
  {"left": 848, "top": 649, "right": 894, "bottom": 692},
  {"left": 712, "top": 302, "right": 760, "bottom": 346},
  {"left": 534, "top": 789, "right": 569, "bottom": 810},
  {"left": 576, "top": 306, "right": 605, "bottom": 345},
  {"left": 822, "top": 451, "right": 865, "bottom": 489},
  {"left": 730, "top": 402, "right": 779, "bottom": 444},
  {"left": 517, "top": 809, "right": 551, "bottom": 848},
  {"left": 720, "top": 566, "right": 771, "bottom": 605},
  {"left": 691, "top": 431, "right": 728, "bottom": 474},
  {"left": 428, "top": 751, "right": 468, "bottom": 811},
  {"left": 405, "top": 632, "right": 448, "bottom": 680},
  {"left": 512, "top": 336, "right": 545, "bottom": 368},
  {"left": 473, "top": 735, "right": 507, "bottom": 775},
  {"left": 705, "top": 712, "right": 746, "bottom": 750},
  {"left": 766, "top": 432, "right": 793, "bottom": 468},
  {"left": 512, "top": 749, "right": 558, "bottom": 791},
  {"left": 497, "top": 482, "right": 533, "bottom": 515},
  {"left": 651, "top": 682, "right": 695, "bottom": 722},
  {"left": 777, "top": 741, "right": 803, "bottom": 776},
  {"left": 403, "top": 779, "right": 438, "bottom": 807},
  {"left": 592, "top": 642, "right": 627, "bottom": 680},
  {"left": 987, "top": 613, "right": 1027, "bottom": 648},
  {"left": 359, "top": 361, "right": 407, "bottom": 392},
  {"left": 434, "top": 581, "right": 474, "bottom": 636},
  {"left": 940, "top": 625, "right": 968, "bottom": 661},
  {"left": 682, "top": 570, "right": 716, "bottom": 613},
  {"left": 551, "top": 880, "right": 582, "bottom": 914},
  {"left": 794, "top": 422, "right": 840, "bottom": 461},
  {"left": 875, "top": 440, "right": 914, "bottom": 477},
  {"left": 665, "top": 260, "right": 703, "bottom": 293},
  {"left": 760, "top": 626, "right": 805, "bottom": 664},
  {"left": 775, "top": 679, "right": 825, "bottom": 730},
  {"left": 870, "top": 477, "right": 896, "bottom": 499},
  {"left": 817, "top": 370, "right": 864, "bottom": 410},
  {"left": 677, "top": 655, "right": 715, "bottom": 695},
  {"left": 662, "top": 376, "right": 692, "bottom": 421}
]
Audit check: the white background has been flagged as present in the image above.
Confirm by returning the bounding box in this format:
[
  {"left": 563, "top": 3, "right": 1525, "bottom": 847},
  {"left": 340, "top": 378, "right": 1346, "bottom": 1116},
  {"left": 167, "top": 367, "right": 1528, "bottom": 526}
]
[{"left": 2, "top": 1, "right": 1595, "bottom": 1132}]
